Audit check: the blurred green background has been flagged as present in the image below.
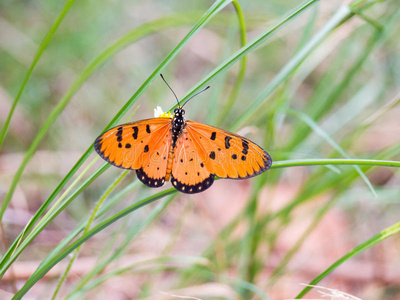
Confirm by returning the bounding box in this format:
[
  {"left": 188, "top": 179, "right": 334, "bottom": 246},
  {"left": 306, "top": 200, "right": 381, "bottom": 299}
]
[{"left": 0, "top": 0, "right": 400, "bottom": 299}]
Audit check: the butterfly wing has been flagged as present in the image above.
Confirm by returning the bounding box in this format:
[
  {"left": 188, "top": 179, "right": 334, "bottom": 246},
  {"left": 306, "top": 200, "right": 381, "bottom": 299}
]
[
  {"left": 184, "top": 121, "right": 272, "bottom": 179},
  {"left": 171, "top": 131, "right": 214, "bottom": 194},
  {"left": 94, "top": 118, "right": 172, "bottom": 187}
]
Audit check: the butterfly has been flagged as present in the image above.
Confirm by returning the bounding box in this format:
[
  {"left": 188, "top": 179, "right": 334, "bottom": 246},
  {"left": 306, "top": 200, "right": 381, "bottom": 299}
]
[{"left": 94, "top": 75, "right": 272, "bottom": 194}]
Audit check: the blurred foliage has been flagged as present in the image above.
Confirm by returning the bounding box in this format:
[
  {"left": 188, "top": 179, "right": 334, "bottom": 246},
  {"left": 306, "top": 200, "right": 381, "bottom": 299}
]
[{"left": 0, "top": 0, "right": 400, "bottom": 299}]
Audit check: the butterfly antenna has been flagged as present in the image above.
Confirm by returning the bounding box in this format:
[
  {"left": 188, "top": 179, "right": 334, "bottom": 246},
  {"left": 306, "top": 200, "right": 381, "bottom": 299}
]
[
  {"left": 160, "top": 74, "right": 180, "bottom": 107},
  {"left": 182, "top": 85, "right": 210, "bottom": 108}
]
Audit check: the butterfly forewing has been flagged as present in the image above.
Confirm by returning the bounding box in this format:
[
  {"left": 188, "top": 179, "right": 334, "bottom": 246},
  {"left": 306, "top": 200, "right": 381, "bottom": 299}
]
[
  {"left": 94, "top": 118, "right": 172, "bottom": 171},
  {"left": 185, "top": 121, "right": 272, "bottom": 179}
]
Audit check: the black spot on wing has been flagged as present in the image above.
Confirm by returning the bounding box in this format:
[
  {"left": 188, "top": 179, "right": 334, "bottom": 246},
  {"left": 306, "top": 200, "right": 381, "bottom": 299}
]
[
  {"left": 209, "top": 151, "right": 216, "bottom": 160},
  {"left": 116, "top": 127, "right": 123, "bottom": 142},
  {"left": 136, "top": 168, "right": 165, "bottom": 188},
  {"left": 144, "top": 145, "right": 149, "bottom": 153},
  {"left": 242, "top": 139, "right": 249, "bottom": 149},
  {"left": 171, "top": 173, "right": 214, "bottom": 194},
  {"left": 210, "top": 132, "right": 216, "bottom": 140},
  {"left": 132, "top": 126, "right": 139, "bottom": 139},
  {"left": 146, "top": 124, "right": 151, "bottom": 133},
  {"left": 225, "top": 136, "right": 232, "bottom": 149}
]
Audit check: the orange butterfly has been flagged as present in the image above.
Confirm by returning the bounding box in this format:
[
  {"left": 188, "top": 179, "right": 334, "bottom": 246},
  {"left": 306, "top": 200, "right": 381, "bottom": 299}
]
[{"left": 94, "top": 75, "right": 272, "bottom": 194}]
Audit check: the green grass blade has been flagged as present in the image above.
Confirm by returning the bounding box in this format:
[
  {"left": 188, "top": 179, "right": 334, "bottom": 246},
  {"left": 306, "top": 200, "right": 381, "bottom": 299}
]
[
  {"left": 215, "top": 0, "right": 248, "bottom": 123},
  {"left": 50, "top": 170, "right": 129, "bottom": 299},
  {"left": 12, "top": 188, "right": 177, "bottom": 299},
  {"left": 66, "top": 195, "right": 176, "bottom": 299},
  {"left": 0, "top": 148, "right": 99, "bottom": 274},
  {"left": 34, "top": 180, "right": 141, "bottom": 276},
  {"left": 230, "top": 5, "right": 353, "bottom": 131},
  {"left": 171, "top": 0, "right": 320, "bottom": 112},
  {"left": 0, "top": 5, "right": 231, "bottom": 223},
  {"left": 69, "top": 255, "right": 210, "bottom": 300},
  {"left": 268, "top": 197, "right": 336, "bottom": 286},
  {"left": 12, "top": 157, "right": 400, "bottom": 298},
  {"left": 0, "top": 163, "right": 110, "bottom": 279},
  {"left": 0, "top": 0, "right": 77, "bottom": 151},
  {"left": 0, "top": 0, "right": 232, "bottom": 275},
  {"left": 271, "top": 158, "right": 400, "bottom": 168},
  {"left": 296, "top": 221, "right": 400, "bottom": 298},
  {"left": 288, "top": 29, "right": 382, "bottom": 150},
  {"left": 0, "top": 13, "right": 202, "bottom": 272},
  {"left": 288, "top": 109, "right": 377, "bottom": 196}
]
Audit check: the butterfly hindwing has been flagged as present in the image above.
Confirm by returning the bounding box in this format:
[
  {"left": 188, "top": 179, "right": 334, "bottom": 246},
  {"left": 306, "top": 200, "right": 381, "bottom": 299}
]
[
  {"left": 185, "top": 121, "right": 272, "bottom": 179},
  {"left": 171, "top": 131, "right": 214, "bottom": 194},
  {"left": 136, "top": 128, "right": 172, "bottom": 188},
  {"left": 94, "top": 118, "right": 172, "bottom": 181}
]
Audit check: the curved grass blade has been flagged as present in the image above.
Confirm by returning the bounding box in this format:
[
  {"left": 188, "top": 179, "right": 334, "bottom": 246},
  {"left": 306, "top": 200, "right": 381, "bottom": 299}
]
[
  {"left": 230, "top": 5, "right": 354, "bottom": 131},
  {"left": 68, "top": 256, "right": 211, "bottom": 300},
  {"left": 0, "top": 163, "right": 110, "bottom": 279},
  {"left": 0, "top": 4, "right": 232, "bottom": 223},
  {"left": 66, "top": 194, "right": 176, "bottom": 299},
  {"left": 171, "top": 0, "right": 321, "bottom": 112},
  {"left": 0, "top": 0, "right": 233, "bottom": 276},
  {"left": 36, "top": 180, "right": 141, "bottom": 275},
  {"left": 12, "top": 157, "right": 400, "bottom": 298},
  {"left": 0, "top": 0, "right": 77, "bottom": 151},
  {"left": 272, "top": 158, "right": 400, "bottom": 168},
  {"left": 288, "top": 30, "right": 383, "bottom": 150},
  {"left": 1, "top": 0, "right": 316, "bottom": 278},
  {"left": 287, "top": 2, "right": 400, "bottom": 151},
  {"left": 296, "top": 221, "right": 400, "bottom": 298},
  {"left": 268, "top": 196, "right": 336, "bottom": 286},
  {"left": 288, "top": 108, "right": 377, "bottom": 196},
  {"left": 50, "top": 170, "right": 129, "bottom": 299},
  {"left": 12, "top": 188, "right": 177, "bottom": 299},
  {"left": 215, "top": 0, "right": 248, "bottom": 124}
]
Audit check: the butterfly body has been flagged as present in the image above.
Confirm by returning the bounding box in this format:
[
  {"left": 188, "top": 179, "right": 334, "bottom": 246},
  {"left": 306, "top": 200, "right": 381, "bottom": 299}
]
[
  {"left": 95, "top": 107, "right": 272, "bottom": 194},
  {"left": 165, "top": 107, "right": 186, "bottom": 181}
]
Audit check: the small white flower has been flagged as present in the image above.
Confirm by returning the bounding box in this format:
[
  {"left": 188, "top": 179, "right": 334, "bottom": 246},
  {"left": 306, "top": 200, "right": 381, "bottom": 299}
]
[
  {"left": 154, "top": 106, "right": 164, "bottom": 117},
  {"left": 154, "top": 106, "right": 171, "bottom": 118}
]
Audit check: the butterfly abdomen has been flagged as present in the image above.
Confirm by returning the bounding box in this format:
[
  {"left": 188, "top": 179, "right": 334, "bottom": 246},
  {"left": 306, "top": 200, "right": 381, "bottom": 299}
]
[{"left": 165, "top": 146, "right": 175, "bottom": 181}]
